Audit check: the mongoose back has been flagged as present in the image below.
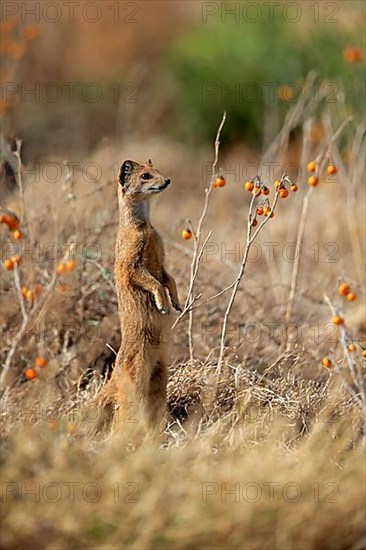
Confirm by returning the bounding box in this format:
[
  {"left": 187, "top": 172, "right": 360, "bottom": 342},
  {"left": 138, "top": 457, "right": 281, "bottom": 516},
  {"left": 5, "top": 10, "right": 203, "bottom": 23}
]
[{"left": 98, "top": 159, "right": 180, "bottom": 434}]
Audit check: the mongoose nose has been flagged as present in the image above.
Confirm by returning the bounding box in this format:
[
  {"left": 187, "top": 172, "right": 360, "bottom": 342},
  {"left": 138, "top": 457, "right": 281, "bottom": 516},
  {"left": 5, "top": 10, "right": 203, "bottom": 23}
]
[{"left": 165, "top": 178, "right": 171, "bottom": 185}]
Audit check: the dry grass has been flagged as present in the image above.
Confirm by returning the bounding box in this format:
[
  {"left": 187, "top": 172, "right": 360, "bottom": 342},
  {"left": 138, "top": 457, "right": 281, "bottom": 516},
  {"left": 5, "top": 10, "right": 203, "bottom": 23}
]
[
  {"left": 1, "top": 90, "right": 365, "bottom": 548},
  {"left": 1, "top": 396, "right": 365, "bottom": 549}
]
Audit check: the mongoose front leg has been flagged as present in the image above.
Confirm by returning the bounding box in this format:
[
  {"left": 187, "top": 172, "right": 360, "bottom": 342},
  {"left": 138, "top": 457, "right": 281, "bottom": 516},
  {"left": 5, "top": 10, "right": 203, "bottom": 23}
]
[
  {"left": 130, "top": 268, "right": 170, "bottom": 314},
  {"left": 163, "top": 270, "right": 181, "bottom": 312}
]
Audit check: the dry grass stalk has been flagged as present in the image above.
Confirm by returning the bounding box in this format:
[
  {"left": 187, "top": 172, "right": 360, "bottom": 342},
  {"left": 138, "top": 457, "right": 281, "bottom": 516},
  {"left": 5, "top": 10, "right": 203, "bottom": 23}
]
[{"left": 284, "top": 116, "right": 353, "bottom": 336}]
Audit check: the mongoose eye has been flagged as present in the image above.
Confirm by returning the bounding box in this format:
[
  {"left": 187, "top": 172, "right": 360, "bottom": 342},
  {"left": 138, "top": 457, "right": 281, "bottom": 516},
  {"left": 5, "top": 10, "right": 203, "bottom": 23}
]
[{"left": 141, "top": 173, "right": 152, "bottom": 181}]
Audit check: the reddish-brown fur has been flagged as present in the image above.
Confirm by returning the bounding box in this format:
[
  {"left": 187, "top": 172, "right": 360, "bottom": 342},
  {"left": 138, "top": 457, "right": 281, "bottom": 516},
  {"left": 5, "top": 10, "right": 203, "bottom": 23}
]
[{"left": 97, "top": 159, "right": 180, "bottom": 434}]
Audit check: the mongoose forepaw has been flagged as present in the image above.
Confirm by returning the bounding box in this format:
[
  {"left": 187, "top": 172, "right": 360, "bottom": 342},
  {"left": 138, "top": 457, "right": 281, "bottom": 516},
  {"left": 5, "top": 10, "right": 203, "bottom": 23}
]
[{"left": 154, "top": 297, "right": 169, "bottom": 315}]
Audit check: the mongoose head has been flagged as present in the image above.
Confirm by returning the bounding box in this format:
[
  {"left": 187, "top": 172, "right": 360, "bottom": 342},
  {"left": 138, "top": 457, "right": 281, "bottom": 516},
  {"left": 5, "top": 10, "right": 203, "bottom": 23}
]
[{"left": 119, "top": 159, "right": 171, "bottom": 198}]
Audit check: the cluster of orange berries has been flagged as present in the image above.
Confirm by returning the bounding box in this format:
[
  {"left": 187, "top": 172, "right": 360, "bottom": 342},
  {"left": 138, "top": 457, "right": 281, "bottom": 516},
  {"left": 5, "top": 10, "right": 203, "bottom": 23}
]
[
  {"left": 254, "top": 205, "right": 273, "bottom": 223},
  {"left": 244, "top": 175, "right": 298, "bottom": 225},
  {"left": 1, "top": 19, "right": 40, "bottom": 58},
  {"left": 307, "top": 161, "right": 337, "bottom": 187},
  {"left": 24, "top": 356, "right": 48, "bottom": 380},
  {"left": 244, "top": 176, "right": 298, "bottom": 198},
  {"left": 1, "top": 214, "right": 23, "bottom": 270},
  {"left": 322, "top": 282, "right": 361, "bottom": 368},
  {"left": 338, "top": 282, "right": 356, "bottom": 302},
  {"left": 274, "top": 177, "right": 298, "bottom": 195},
  {"left": 0, "top": 214, "right": 22, "bottom": 240},
  {"left": 329, "top": 283, "right": 357, "bottom": 326},
  {"left": 21, "top": 285, "right": 41, "bottom": 302},
  {"left": 56, "top": 260, "right": 77, "bottom": 274},
  {"left": 3, "top": 255, "right": 22, "bottom": 271},
  {"left": 244, "top": 177, "right": 270, "bottom": 197}
]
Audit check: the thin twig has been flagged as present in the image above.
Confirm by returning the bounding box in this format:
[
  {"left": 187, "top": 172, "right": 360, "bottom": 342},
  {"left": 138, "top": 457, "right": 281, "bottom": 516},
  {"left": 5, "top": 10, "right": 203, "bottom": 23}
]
[
  {"left": 94, "top": 261, "right": 116, "bottom": 292},
  {"left": 184, "top": 112, "right": 226, "bottom": 360},
  {"left": 106, "top": 343, "right": 117, "bottom": 356},
  {"left": 217, "top": 185, "right": 281, "bottom": 373},
  {"left": 13, "top": 264, "right": 27, "bottom": 323},
  {"left": 13, "top": 139, "right": 25, "bottom": 222},
  {"left": 13, "top": 139, "right": 35, "bottom": 246}
]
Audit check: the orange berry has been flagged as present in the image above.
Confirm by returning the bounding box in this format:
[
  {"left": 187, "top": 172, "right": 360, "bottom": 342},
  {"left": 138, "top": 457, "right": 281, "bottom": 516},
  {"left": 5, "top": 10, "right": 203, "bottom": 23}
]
[
  {"left": 252, "top": 219, "right": 258, "bottom": 227},
  {"left": 338, "top": 283, "right": 350, "bottom": 296},
  {"left": 343, "top": 47, "right": 363, "bottom": 63},
  {"left": 322, "top": 357, "right": 332, "bottom": 369},
  {"left": 308, "top": 176, "right": 319, "bottom": 187},
  {"left": 326, "top": 164, "right": 337, "bottom": 175},
  {"left": 3, "top": 259, "right": 14, "bottom": 270},
  {"left": 279, "top": 188, "right": 289, "bottom": 198},
  {"left": 25, "top": 289, "right": 34, "bottom": 301},
  {"left": 33, "top": 284, "right": 42, "bottom": 297},
  {"left": 348, "top": 344, "right": 356, "bottom": 353},
  {"left": 244, "top": 181, "right": 254, "bottom": 191},
  {"left": 57, "top": 285, "right": 69, "bottom": 295},
  {"left": 21, "top": 286, "right": 28, "bottom": 298},
  {"left": 263, "top": 207, "right": 271, "bottom": 216},
  {"left": 3, "top": 215, "right": 19, "bottom": 230},
  {"left": 67, "top": 423, "right": 77, "bottom": 434},
  {"left": 307, "top": 161, "right": 317, "bottom": 173},
  {"left": 181, "top": 229, "right": 192, "bottom": 240},
  {"left": 332, "top": 315, "right": 344, "bottom": 326},
  {"left": 290, "top": 184, "right": 298, "bottom": 192},
  {"left": 362, "top": 350, "right": 366, "bottom": 358},
  {"left": 65, "top": 260, "right": 77, "bottom": 272},
  {"left": 256, "top": 207, "right": 264, "bottom": 216},
  {"left": 56, "top": 263, "right": 67, "bottom": 274},
  {"left": 22, "top": 24, "right": 40, "bottom": 42},
  {"left": 12, "top": 229, "right": 22, "bottom": 240},
  {"left": 252, "top": 187, "right": 261, "bottom": 197},
  {"left": 262, "top": 187, "right": 270, "bottom": 196},
  {"left": 346, "top": 293, "right": 356, "bottom": 302},
  {"left": 213, "top": 176, "right": 226, "bottom": 188},
  {"left": 24, "top": 368, "right": 38, "bottom": 380},
  {"left": 11, "top": 255, "right": 22, "bottom": 266},
  {"left": 35, "top": 357, "right": 48, "bottom": 368}
]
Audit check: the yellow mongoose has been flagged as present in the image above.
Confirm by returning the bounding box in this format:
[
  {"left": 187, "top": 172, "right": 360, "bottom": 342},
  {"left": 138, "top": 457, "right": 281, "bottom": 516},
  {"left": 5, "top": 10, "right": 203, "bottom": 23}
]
[{"left": 98, "top": 159, "right": 180, "bottom": 433}]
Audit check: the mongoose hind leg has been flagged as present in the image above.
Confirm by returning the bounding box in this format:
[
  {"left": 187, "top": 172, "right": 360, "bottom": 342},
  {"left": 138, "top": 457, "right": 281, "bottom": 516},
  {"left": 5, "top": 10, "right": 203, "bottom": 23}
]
[{"left": 146, "top": 360, "right": 168, "bottom": 436}]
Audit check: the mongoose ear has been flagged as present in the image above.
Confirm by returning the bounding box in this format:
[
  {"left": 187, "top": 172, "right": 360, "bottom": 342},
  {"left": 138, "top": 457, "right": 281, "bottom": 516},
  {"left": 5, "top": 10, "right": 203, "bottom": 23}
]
[
  {"left": 146, "top": 159, "right": 153, "bottom": 167},
  {"left": 119, "top": 160, "right": 139, "bottom": 189}
]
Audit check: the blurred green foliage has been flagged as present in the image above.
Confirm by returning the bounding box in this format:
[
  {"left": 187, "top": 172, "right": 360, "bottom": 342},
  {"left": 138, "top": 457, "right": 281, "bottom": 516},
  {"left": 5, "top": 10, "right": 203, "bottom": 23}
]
[{"left": 165, "top": 13, "right": 365, "bottom": 146}]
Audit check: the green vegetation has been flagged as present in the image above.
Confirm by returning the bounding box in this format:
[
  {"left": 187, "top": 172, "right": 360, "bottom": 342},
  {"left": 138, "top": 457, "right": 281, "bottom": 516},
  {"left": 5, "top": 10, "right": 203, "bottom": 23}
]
[{"left": 165, "top": 15, "right": 365, "bottom": 146}]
